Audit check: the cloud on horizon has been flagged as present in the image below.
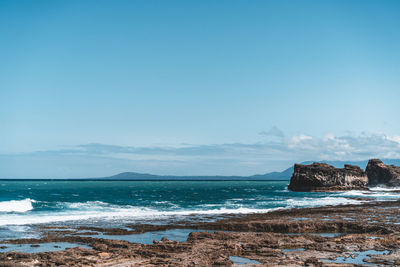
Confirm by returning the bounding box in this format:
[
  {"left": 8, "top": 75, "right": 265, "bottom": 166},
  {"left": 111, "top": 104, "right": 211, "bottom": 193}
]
[
  {"left": 65, "top": 131, "right": 400, "bottom": 161},
  {"left": 1, "top": 131, "right": 400, "bottom": 178},
  {"left": 259, "top": 126, "right": 285, "bottom": 138}
]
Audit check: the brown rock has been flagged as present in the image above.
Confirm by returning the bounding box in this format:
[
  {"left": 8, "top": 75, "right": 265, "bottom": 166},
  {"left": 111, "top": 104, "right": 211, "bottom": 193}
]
[
  {"left": 98, "top": 252, "right": 110, "bottom": 258},
  {"left": 288, "top": 162, "right": 368, "bottom": 192},
  {"left": 93, "top": 243, "right": 108, "bottom": 251},
  {"left": 187, "top": 231, "right": 213, "bottom": 241},
  {"left": 366, "top": 159, "right": 400, "bottom": 187}
]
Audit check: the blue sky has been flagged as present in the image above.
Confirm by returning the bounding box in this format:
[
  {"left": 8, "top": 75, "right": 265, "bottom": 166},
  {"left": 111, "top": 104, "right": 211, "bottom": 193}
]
[{"left": 1, "top": 0, "right": 400, "bottom": 178}]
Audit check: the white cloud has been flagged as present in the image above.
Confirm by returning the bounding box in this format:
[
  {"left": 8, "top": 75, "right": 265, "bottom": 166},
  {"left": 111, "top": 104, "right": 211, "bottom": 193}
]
[
  {"left": 21, "top": 132, "right": 400, "bottom": 163},
  {"left": 287, "top": 134, "right": 313, "bottom": 150},
  {"left": 1, "top": 132, "right": 400, "bottom": 178},
  {"left": 386, "top": 135, "right": 400, "bottom": 145},
  {"left": 289, "top": 134, "right": 312, "bottom": 144},
  {"left": 259, "top": 126, "right": 285, "bottom": 138},
  {"left": 283, "top": 132, "right": 400, "bottom": 161}
]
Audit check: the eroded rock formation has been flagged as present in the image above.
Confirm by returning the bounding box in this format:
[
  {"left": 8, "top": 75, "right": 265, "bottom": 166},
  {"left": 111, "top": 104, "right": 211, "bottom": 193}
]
[
  {"left": 366, "top": 159, "right": 400, "bottom": 187},
  {"left": 288, "top": 162, "right": 368, "bottom": 192}
]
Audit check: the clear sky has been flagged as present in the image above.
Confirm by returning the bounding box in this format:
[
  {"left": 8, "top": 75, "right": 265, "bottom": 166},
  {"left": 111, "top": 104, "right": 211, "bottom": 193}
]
[{"left": 1, "top": 0, "right": 400, "bottom": 178}]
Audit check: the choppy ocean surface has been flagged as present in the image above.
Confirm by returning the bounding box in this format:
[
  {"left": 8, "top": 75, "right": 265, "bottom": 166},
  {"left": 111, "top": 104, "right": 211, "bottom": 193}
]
[{"left": 0, "top": 180, "right": 399, "bottom": 240}]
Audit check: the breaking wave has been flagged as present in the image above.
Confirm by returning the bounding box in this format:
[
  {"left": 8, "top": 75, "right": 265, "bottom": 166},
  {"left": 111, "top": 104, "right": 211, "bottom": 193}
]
[
  {"left": 0, "top": 199, "right": 35, "bottom": 213},
  {"left": 338, "top": 188, "right": 400, "bottom": 198},
  {"left": 369, "top": 186, "right": 400, "bottom": 192},
  {"left": 285, "top": 196, "right": 363, "bottom": 208},
  {"left": 0, "top": 196, "right": 367, "bottom": 226},
  {"left": 1, "top": 186, "right": 398, "bottom": 226},
  {"left": 0, "top": 200, "right": 282, "bottom": 226}
]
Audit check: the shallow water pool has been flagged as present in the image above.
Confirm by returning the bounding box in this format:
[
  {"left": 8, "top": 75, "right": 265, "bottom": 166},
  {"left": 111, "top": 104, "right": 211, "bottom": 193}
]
[
  {"left": 325, "top": 250, "right": 389, "bottom": 264},
  {"left": 78, "top": 229, "right": 214, "bottom": 244},
  {"left": 0, "top": 242, "right": 91, "bottom": 253},
  {"left": 230, "top": 256, "right": 260, "bottom": 265}
]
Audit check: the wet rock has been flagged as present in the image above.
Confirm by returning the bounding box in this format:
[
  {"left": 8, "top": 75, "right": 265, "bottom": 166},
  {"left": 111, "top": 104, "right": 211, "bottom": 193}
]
[
  {"left": 288, "top": 162, "right": 368, "bottom": 192},
  {"left": 304, "top": 257, "right": 323, "bottom": 266},
  {"left": 366, "top": 159, "right": 400, "bottom": 187},
  {"left": 0, "top": 261, "right": 25, "bottom": 267},
  {"left": 213, "top": 257, "right": 232, "bottom": 266},
  {"left": 92, "top": 243, "right": 107, "bottom": 251},
  {"left": 98, "top": 252, "right": 110, "bottom": 258},
  {"left": 187, "top": 231, "right": 213, "bottom": 241}
]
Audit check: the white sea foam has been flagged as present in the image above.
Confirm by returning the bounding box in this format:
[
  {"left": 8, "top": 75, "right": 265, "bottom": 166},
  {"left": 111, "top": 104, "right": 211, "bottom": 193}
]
[
  {"left": 369, "top": 186, "right": 400, "bottom": 192},
  {"left": 0, "top": 200, "right": 284, "bottom": 226},
  {"left": 0, "top": 195, "right": 366, "bottom": 226},
  {"left": 0, "top": 198, "right": 35, "bottom": 213},
  {"left": 338, "top": 189, "right": 400, "bottom": 198},
  {"left": 285, "top": 197, "right": 362, "bottom": 208},
  {"left": 275, "top": 188, "right": 289, "bottom": 193},
  {"left": 337, "top": 190, "right": 368, "bottom": 197}
]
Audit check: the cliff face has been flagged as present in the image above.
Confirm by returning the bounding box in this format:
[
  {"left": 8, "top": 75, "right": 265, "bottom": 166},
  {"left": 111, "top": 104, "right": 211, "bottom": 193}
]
[
  {"left": 288, "top": 162, "right": 368, "bottom": 192},
  {"left": 366, "top": 159, "right": 400, "bottom": 187}
]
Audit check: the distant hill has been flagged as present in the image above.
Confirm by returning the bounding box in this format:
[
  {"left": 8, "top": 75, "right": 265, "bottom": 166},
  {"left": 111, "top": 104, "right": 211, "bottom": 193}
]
[
  {"left": 5, "top": 158, "right": 395, "bottom": 181},
  {"left": 248, "top": 166, "right": 294, "bottom": 180},
  {"left": 99, "top": 158, "right": 400, "bottom": 181},
  {"left": 96, "top": 158, "right": 400, "bottom": 181},
  {"left": 99, "top": 168, "right": 293, "bottom": 181}
]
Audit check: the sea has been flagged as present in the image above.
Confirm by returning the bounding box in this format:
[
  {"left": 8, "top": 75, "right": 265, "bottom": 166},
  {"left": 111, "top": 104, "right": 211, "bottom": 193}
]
[{"left": 0, "top": 180, "right": 399, "bottom": 240}]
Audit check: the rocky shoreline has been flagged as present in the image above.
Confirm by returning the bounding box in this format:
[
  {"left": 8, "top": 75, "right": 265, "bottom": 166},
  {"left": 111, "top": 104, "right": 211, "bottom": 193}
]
[{"left": 1, "top": 199, "right": 399, "bottom": 266}]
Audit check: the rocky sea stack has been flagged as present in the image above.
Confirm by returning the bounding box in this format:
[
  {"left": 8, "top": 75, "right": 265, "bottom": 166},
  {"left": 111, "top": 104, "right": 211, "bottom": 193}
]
[
  {"left": 366, "top": 159, "right": 400, "bottom": 187},
  {"left": 288, "top": 163, "right": 368, "bottom": 192}
]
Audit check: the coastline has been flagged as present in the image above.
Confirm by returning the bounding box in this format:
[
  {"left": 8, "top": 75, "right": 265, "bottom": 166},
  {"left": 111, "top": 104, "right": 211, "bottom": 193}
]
[{"left": 1, "top": 199, "right": 399, "bottom": 266}]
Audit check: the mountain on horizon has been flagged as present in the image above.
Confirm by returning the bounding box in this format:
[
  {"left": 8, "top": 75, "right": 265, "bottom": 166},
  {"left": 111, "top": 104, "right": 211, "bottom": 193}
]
[
  {"left": 102, "top": 169, "right": 292, "bottom": 181},
  {"left": 98, "top": 158, "right": 400, "bottom": 181}
]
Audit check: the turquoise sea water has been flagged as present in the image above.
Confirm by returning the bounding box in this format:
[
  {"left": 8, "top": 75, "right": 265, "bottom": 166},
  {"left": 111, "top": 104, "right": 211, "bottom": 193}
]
[{"left": 0, "top": 180, "right": 399, "bottom": 239}]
